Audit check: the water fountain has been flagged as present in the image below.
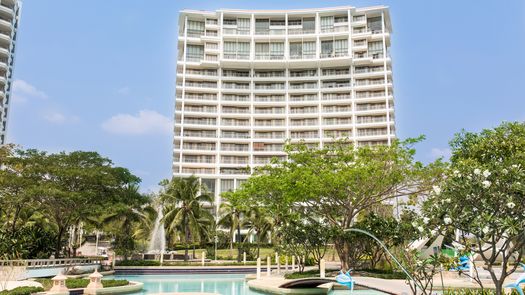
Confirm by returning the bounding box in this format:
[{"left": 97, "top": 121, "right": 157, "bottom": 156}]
[{"left": 147, "top": 206, "right": 166, "bottom": 263}]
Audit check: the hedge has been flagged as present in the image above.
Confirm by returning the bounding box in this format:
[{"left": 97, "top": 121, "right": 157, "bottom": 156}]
[{"left": 0, "top": 287, "right": 44, "bottom": 295}]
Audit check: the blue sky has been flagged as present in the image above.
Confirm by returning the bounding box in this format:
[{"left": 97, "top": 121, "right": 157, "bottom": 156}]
[{"left": 8, "top": 0, "right": 525, "bottom": 191}]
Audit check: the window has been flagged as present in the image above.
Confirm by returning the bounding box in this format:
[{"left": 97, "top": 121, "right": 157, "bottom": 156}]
[
  {"left": 255, "top": 43, "right": 270, "bottom": 59},
  {"left": 224, "top": 42, "right": 250, "bottom": 59},
  {"left": 367, "top": 16, "right": 383, "bottom": 33},
  {"left": 221, "top": 179, "right": 234, "bottom": 193},
  {"left": 202, "top": 179, "right": 216, "bottom": 194},
  {"left": 186, "top": 45, "right": 204, "bottom": 61},
  {"left": 303, "top": 41, "right": 316, "bottom": 57},
  {"left": 334, "top": 16, "right": 348, "bottom": 23},
  {"left": 290, "top": 42, "right": 302, "bottom": 58},
  {"left": 255, "top": 19, "right": 270, "bottom": 34},
  {"left": 270, "top": 42, "right": 284, "bottom": 59},
  {"left": 320, "top": 16, "right": 334, "bottom": 31},
  {"left": 368, "top": 41, "right": 383, "bottom": 57},
  {"left": 302, "top": 18, "right": 315, "bottom": 33},
  {"left": 334, "top": 39, "right": 348, "bottom": 56},
  {"left": 321, "top": 40, "right": 333, "bottom": 57},
  {"left": 187, "top": 20, "right": 205, "bottom": 37},
  {"left": 237, "top": 18, "right": 250, "bottom": 33}
]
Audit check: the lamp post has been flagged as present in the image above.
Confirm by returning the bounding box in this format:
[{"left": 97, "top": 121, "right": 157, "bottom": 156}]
[{"left": 343, "top": 228, "right": 425, "bottom": 293}]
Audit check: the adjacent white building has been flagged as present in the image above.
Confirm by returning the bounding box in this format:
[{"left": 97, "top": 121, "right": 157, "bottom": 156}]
[
  {"left": 0, "top": 0, "right": 20, "bottom": 144},
  {"left": 174, "top": 6, "right": 395, "bottom": 209}
]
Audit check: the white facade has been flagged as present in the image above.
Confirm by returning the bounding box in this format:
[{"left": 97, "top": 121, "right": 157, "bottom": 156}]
[
  {"left": 174, "top": 6, "right": 395, "bottom": 209},
  {"left": 0, "top": 0, "right": 20, "bottom": 144}
]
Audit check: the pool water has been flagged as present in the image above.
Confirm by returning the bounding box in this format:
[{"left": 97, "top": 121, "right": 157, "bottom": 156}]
[{"left": 109, "top": 274, "right": 387, "bottom": 295}]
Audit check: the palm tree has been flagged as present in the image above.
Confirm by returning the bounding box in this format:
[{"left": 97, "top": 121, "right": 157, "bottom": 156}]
[
  {"left": 218, "top": 200, "right": 245, "bottom": 260},
  {"left": 102, "top": 184, "right": 151, "bottom": 260},
  {"left": 161, "top": 176, "right": 213, "bottom": 261},
  {"left": 244, "top": 208, "right": 273, "bottom": 258}
]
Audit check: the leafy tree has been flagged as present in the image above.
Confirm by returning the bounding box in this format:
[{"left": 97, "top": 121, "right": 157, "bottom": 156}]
[
  {"left": 244, "top": 207, "right": 273, "bottom": 258},
  {"left": 233, "top": 138, "right": 442, "bottom": 270},
  {"left": 421, "top": 122, "right": 525, "bottom": 295},
  {"left": 161, "top": 176, "right": 213, "bottom": 261}
]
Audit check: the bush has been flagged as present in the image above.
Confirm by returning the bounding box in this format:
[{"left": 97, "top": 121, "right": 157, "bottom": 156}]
[
  {"left": 34, "top": 279, "right": 128, "bottom": 290},
  {"left": 0, "top": 286, "right": 44, "bottom": 295},
  {"left": 354, "top": 268, "right": 407, "bottom": 280},
  {"left": 115, "top": 260, "right": 160, "bottom": 266},
  {"left": 284, "top": 270, "right": 320, "bottom": 279}
]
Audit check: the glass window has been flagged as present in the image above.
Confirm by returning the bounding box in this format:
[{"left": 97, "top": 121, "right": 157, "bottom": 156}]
[
  {"left": 302, "top": 18, "right": 315, "bottom": 32},
  {"left": 255, "top": 19, "right": 270, "bottom": 34},
  {"left": 202, "top": 179, "right": 216, "bottom": 195},
  {"left": 186, "top": 45, "right": 204, "bottom": 60},
  {"left": 320, "top": 16, "right": 334, "bottom": 30},
  {"left": 334, "top": 39, "right": 348, "bottom": 55},
  {"left": 303, "top": 41, "right": 316, "bottom": 56},
  {"left": 367, "top": 16, "right": 383, "bottom": 32},
  {"left": 238, "top": 18, "right": 250, "bottom": 30},
  {"left": 321, "top": 40, "right": 333, "bottom": 56},
  {"left": 368, "top": 41, "right": 383, "bottom": 54},
  {"left": 290, "top": 42, "right": 302, "bottom": 58},
  {"left": 220, "top": 179, "right": 234, "bottom": 193},
  {"left": 270, "top": 42, "right": 284, "bottom": 57}
]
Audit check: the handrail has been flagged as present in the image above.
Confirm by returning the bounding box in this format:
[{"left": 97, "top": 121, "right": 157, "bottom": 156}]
[{"left": 0, "top": 258, "right": 102, "bottom": 269}]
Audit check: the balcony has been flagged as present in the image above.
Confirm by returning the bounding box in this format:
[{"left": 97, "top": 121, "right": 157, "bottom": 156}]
[
  {"left": 222, "top": 28, "right": 251, "bottom": 35},
  {"left": 253, "top": 144, "right": 284, "bottom": 152},
  {"left": 356, "top": 116, "right": 388, "bottom": 124},
  {"left": 254, "top": 71, "right": 285, "bottom": 78},
  {"left": 186, "top": 29, "right": 205, "bottom": 38},
  {"left": 320, "top": 51, "right": 349, "bottom": 59},
  {"left": 182, "top": 143, "right": 216, "bottom": 151},
  {"left": 222, "top": 83, "right": 250, "bottom": 90},
  {"left": 222, "top": 107, "right": 250, "bottom": 114},
  {"left": 320, "top": 26, "right": 348, "bottom": 33},
  {"left": 220, "top": 168, "right": 250, "bottom": 175},
  {"left": 223, "top": 53, "right": 250, "bottom": 60},
  {"left": 290, "top": 119, "right": 318, "bottom": 126},
  {"left": 288, "top": 28, "right": 315, "bottom": 35},
  {"left": 254, "top": 53, "right": 285, "bottom": 60},
  {"left": 291, "top": 131, "right": 318, "bottom": 139},
  {"left": 182, "top": 168, "right": 215, "bottom": 174},
  {"left": 221, "top": 144, "right": 249, "bottom": 152},
  {"left": 254, "top": 108, "right": 285, "bottom": 114},
  {"left": 290, "top": 95, "right": 317, "bottom": 102},
  {"left": 289, "top": 53, "right": 317, "bottom": 60},
  {"left": 183, "top": 118, "right": 216, "bottom": 126},
  {"left": 222, "top": 132, "right": 250, "bottom": 139},
  {"left": 322, "top": 81, "right": 351, "bottom": 89},
  {"left": 222, "top": 95, "right": 250, "bottom": 102},
  {"left": 254, "top": 84, "right": 285, "bottom": 91},
  {"left": 254, "top": 120, "right": 285, "bottom": 127},
  {"left": 254, "top": 132, "right": 285, "bottom": 139},
  {"left": 323, "top": 106, "right": 352, "bottom": 113},
  {"left": 324, "top": 118, "right": 352, "bottom": 125},
  {"left": 322, "top": 69, "right": 349, "bottom": 77},
  {"left": 290, "top": 107, "right": 317, "bottom": 114},
  {"left": 221, "top": 157, "right": 249, "bottom": 165},
  {"left": 356, "top": 103, "right": 387, "bottom": 111},
  {"left": 222, "top": 119, "right": 250, "bottom": 126},
  {"left": 254, "top": 96, "right": 285, "bottom": 102},
  {"left": 184, "top": 94, "right": 217, "bottom": 101},
  {"left": 184, "top": 106, "right": 217, "bottom": 113},
  {"left": 357, "top": 128, "right": 390, "bottom": 137},
  {"left": 183, "top": 131, "right": 217, "bottom": 138}
]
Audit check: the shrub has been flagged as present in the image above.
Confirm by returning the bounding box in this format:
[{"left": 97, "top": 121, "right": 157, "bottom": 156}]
[
  {"left": 0, "top": 286, "right": 44, "bottom": 295},
  {"left": 115, "top": 260, "right": 160, "bottom": 266},
  {"left": 443, "top": 289, "right": 518, "bottom": 295},
  {"left": 284, "top": 269, "right": 320, "bottom": 279}
]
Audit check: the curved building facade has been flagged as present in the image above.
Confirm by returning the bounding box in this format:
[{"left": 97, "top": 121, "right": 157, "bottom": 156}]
[
  {"left": 0, "top": 0, "right": 20, "bottom": 144},
  {"left": 174, "top": 6, "right": 395, "bottom": 209}
]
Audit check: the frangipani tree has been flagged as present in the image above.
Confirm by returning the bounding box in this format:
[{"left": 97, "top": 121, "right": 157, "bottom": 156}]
[{"left": 421, "top": 122, "right": 525, "bottom": 295}]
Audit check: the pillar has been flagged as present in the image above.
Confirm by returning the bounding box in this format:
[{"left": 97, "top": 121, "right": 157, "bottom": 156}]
[
  {"left": 266, "top": 256, "right": 271, "bottom": 276},
  {"left": 256, "top": 258, "right": 261, "bottom": 279},
  {"left": 320, "top": 259, "right": 326, "bottom": 278}
]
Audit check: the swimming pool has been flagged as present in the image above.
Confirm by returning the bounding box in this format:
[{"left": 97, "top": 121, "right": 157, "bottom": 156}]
[{"left": 108, "top": 274, "right": 388, "bottom": 295}]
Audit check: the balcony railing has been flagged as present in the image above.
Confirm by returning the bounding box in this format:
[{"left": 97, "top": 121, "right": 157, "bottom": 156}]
[
  {"left": 290, "top": 119, "right": 318, "bottom": 126},
  {"left": 223, "top": 83, "right": 250, "bottom": 90},
  {"left": 322, "top": 94, "right": 351, "bottom": 100},
  {"left": 187, "top": 29, "right": 205, "bottom": 38},
  {"left": 222, "top": 95, "right": 250, "bottom": 102},
  {"left": 222, "top": 132, "right": 250, "bottom": 139},
  {"left": 357, "top": 116, "right": 388, "bottom": 124},
  {"left": 290, "top": 107, "right": 317, "bottom": 114},
  {"left": 288, "top": 28, "right": 315, "bottom": 35},
  {"left": 322, "top": 82, "right": 351, "bottom": 88},
  {"left": 254, "top": 72, "right": 285, "bottom": 78},
  {"left": 356, "top": 103, "right": 387, "bottom": 111},
  {"left": 322, "top": 69, "right": 349, "bottom": 76},
  {"left": 222, "top": 145, "right": 249, "bottom": 152},
  {"left": 223, "top": 53, "right": 250, "bottom": 60},
  {"left": 320, "top": 51, "right": 349, "bottom": 59},
  {"left": 290, "top": 71, "right": 317, "bottom": 77},
  {"left": 222, "top": 119, "right": 249, "bottom": 126},
  {"left": 222, "top": 28, "right": 251, "bottom": 35},
  {"left": 255, "top": 120, "right": 285, "bottom": 127},
  {"left": 320, "top": 26, "right": 348, "bottom": 33},
  {"left": 324, "top": 119, "right": 352, "bottom": 125},
  {"left": 254, "top": 54, "right": 285, "bottom": 60},
  {"left": 289, "top": 53, "right": 317, "bottom": 60},
  {"left": 290, "top": 95, "right": 317, "bottom": 101},
  {"left": 184, "top": 94, "right": 217, "bottom": 100},
  {"left": 254, "top": 108, "right": 285, "bottom": 114},
  {"left": 355, "top": 91, "right": 386, "bottom": 99},
  {"left": 182, "top": 168, "right": 214, "bottom": 174},
  {"left": 183, "top": 131, "right": 217, "bottom": 138},
  {"left": 324, "top": 107, "right": 352, "bottom": 112},
  {"left": 289, "top": 83, "right": 318, "bottom": 90},
  {"left": 291, "top": 132, "right": 318, "bottom": 139},
  {"left": 254, "top": 84, "right": 285, "bottom": 90},
  {"left": 255, "top": 132, "right": 285, "bottom": 139},
  {"left": 255, "top": 96, "right": 285, "bottom": 102},
  {"left": 354, "top": 79, "right": 387, "bottom": 86},
  {"left": 222, "top": 107, "right": 250, "bottom": 114},
  {"left": 183, "top": 144, "right": 216, "bottom": 151}
]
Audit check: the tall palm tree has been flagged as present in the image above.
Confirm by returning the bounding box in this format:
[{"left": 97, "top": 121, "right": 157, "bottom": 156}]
[
  {"left": 161, "top": 176, "right": 213, "bottom": 261},
  {"left": 244, "top": 207, "right": 273, "bottom": 258},
  {"left": 218, "top": 201, "right": 245, "bottom": 260},
  {"left": 102, "top": 184, "right": 151, "bottom": 260}
]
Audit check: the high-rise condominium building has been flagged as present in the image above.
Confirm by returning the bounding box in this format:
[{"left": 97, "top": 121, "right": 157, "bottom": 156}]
[
  {"left": 174, "top": 6, "right": 395, "bottom": 209},
  {"left": 0, "top": 0, "right": 20, "bottom": 144}
]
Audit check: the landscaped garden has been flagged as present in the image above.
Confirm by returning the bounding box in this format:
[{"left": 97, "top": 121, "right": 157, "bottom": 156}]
[{"left": 1, "top": 121, "right": 524, "bottom": 295}]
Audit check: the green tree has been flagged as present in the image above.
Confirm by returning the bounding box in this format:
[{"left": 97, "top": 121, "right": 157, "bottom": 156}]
[
  {"left": 421, "top": 122, "right": 525, "bottom": 295},
  {"left": 244, "top": 207, "right": 273, "bottom": 258},
  {"left": 233, "top": 138, "right": 442, "bottom": 270},
  {"left": 103, "top": 184, "right": 153, "bottom": 260},
  {"left": 161, "top": 176, "right": 213, "bottom": 261},
  {"left": 217, "top": 196, "right": 246, "bottom": 261}
]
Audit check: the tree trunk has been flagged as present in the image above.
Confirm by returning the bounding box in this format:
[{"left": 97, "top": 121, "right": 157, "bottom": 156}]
[
  {"left": 55, "top": 226, "right": 65, "bottom": 257},
  {"left": 236, "top": 223, "right": 242, "bottom": 262},
  {"left": 334, "top": 238, "right": 350, "bottom": 271},
  {"left": 184, "top": 221, "right": 190, "bottom": 261}
]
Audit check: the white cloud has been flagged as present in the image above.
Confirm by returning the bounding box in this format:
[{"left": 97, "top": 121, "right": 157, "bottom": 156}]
[
  {"left": 42, "top": 110, "right": 79, "bottom": 124},
  {"left": 12, "top": 79, "right": 48, "bottom": 103},
  {"left": 431, "top": 147, "right": 452, "bottom": 160},
  {"left": 101, "top": 110, "right": 172, "bottom": 135},
  {"left": 117, "top": 86, "right": 130, "bottom": 95}
]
